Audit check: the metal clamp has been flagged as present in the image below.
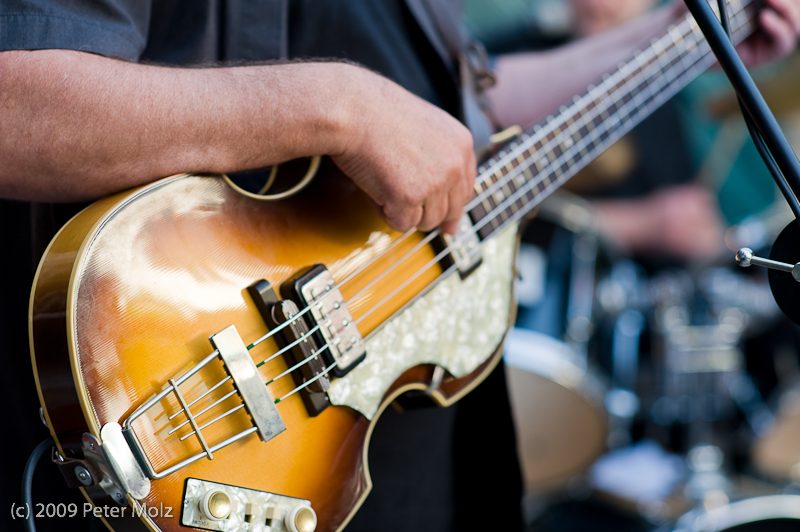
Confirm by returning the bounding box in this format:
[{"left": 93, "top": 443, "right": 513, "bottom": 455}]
[
  {"left": 82, "top": 423, "right": 151, "bottom": 503},
  {"left": 735, "top": 247, "right": 800, "bottom": 282}
]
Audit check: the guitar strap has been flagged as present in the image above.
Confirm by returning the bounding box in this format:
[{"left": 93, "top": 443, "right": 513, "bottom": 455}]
[{"left": 405, "top": 0, "right": 498, "bottom": 158}]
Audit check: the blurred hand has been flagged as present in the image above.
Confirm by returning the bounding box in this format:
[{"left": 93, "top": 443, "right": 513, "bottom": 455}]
[
  {"left": 648, "top": 185, "right": 726, "bottom": 261},
  {"left": 595, "top": 184, "right": 726, "bottom": 262},
  {"left": 737, "top": 0, "right": 800, "bottom": 67}
]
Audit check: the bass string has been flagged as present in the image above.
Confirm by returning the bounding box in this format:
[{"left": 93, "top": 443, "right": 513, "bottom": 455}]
[
  {"left": 166, "top": 3, "right": 750, "bottom": 437},
  {"left": 242, "top": 0, "right": 729, "bottom": 355},
  {"left": 170, "top": 243, "right": 461, "bottom": 440},
  {"left": 261, "top": 3, "right": 743, "bottom": 401}
]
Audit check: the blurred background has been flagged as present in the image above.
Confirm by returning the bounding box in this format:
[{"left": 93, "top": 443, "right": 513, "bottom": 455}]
[{"left": 464, "top": 1, "right": 800, "bottom": 530}]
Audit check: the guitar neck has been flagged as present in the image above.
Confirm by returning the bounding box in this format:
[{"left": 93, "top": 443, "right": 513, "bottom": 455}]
[{"left": 469, "top": 0, "right": 757, "bottom": 241}]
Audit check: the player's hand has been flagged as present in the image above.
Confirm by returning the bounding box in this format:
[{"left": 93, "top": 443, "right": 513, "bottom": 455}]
[
  {"left": 595, "top": 184, "right": 725, "bottom": 262},
  {"left": 330, "top": 66, "right": 476, "bottom": 235},
  {"left": 648, "top": 184, "right": 725, "bottom": 261},
  {"left": 737, "top": 0, "right": 800, "bottom": 67}
]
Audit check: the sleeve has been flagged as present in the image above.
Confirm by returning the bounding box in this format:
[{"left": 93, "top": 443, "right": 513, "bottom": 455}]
[{"left": 0, "top": 0, "right": 150, "bottom": 61}]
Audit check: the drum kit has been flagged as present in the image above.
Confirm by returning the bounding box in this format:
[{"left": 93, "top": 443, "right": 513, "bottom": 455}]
[{"left": 506, "top": 191, "right": 800, "bottom": 531}]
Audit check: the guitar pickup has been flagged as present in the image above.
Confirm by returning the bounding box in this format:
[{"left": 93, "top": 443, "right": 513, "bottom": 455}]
[
  {"left": 280, "top": 265, "right": 367, "bottom": 378},
  {"left": 248, "top": 280, "right": 330, "bottom": 417}
]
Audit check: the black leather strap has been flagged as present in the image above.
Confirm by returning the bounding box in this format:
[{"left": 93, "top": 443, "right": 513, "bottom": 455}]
[{"left": 406, "top": 0, "right": 496, "bottom": 157}]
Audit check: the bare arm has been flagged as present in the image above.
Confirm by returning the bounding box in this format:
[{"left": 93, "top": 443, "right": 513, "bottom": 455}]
[
  {"left": 487, "top": 3, "right": 679, "bottom": 130},
  {"left": 0, "top": 50, "right": 475, "bottom": 233},
  {"left": 487, "top": 0, "right": 800, "bottom": 130}
]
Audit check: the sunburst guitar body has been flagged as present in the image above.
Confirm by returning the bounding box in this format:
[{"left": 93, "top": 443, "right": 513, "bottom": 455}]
[
  {"left": 29, "top": 164, "right": 516, "bottom": 532},
  {"left": 29, "top": 3, "right": 759, "bottom": 529}
]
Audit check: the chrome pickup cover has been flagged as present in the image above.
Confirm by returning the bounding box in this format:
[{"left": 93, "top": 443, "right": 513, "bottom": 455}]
[{"left": 298, "top": 267, "right": 366, "bottom": 377}]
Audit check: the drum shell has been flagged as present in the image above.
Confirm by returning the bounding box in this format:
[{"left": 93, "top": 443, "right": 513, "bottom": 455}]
[
  {"left": 504, "top": 327, "right": 608, "bottom": 493},
  {"left": 752, "top": 384, "right": 800, "bottom": 482},
  {"left": 671, "top": 495, "right": 800, "bottom": 532}
]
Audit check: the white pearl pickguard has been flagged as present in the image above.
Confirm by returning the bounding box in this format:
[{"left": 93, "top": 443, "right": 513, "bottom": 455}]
[{"left": 327, "top": 224, "right": 518, "bottom": 419}]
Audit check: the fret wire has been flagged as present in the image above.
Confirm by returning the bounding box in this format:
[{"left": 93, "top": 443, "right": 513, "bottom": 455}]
[
  {"left": 489, "top": 170, "right": 504, "bottom": 226},
  {"left": 475, "top": 9, "right": 740, "bottom": 226},
  {"left": 491, "top": 19, "right": 729, "bottom": 230},
  {"left": 471, "top": 1, "right": 752, "bottom": 218},
  {"left": 472, "top": 178, "right": 494, "bottom": 222}
]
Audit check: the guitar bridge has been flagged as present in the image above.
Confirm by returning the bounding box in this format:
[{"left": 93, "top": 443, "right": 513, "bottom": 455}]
[{"left": 121, "top": 325, "right": 286, "bottom": 480}]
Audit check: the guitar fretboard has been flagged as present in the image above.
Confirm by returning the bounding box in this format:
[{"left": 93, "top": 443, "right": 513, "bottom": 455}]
[{"left": 469, "top": 0, "right": 756, "bottom": 240}]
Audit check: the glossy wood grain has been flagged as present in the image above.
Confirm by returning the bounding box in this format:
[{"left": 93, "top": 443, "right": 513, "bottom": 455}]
[{"left": 30, "top": 163, "right": 510, "bottom": 532}]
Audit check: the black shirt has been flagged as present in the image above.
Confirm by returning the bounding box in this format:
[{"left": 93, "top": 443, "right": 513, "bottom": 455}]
[{"left": 1, "top": 2, "right": 520, "bottom": 532}]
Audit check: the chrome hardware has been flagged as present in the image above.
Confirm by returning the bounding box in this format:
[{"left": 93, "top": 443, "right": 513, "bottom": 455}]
[
  {"left": 182, "top": 478, "right": 314, "bottom": 532},
  {"left": 301, "top": 268, "right": 365, "bottom": 374},
  {"left": 285, "top": 265, "right": 367, "bottom": 377},
  {"left": 122, "top": 325, "right": 285, "bottom": 480},
  {"left": 210, "top": 325, "right": 287, "bottom": 443},
  {"left": 83, "top": 423, "right": 150, "bottom": 502},
  {"left": 437, "top": 213, "right": 482, "bottom": 279},
  {"left": 735, "top": 247, "right": 800, "bottom": 281},
  {"left": 74, "top": 466, "right": 93, "bottom": 486},
  {"left": 272, "top": 300, "right": 330, "bottom": 395}
]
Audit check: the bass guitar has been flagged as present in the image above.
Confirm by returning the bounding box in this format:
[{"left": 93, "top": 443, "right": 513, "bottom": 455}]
[{"left": 29, "top": 2, "right": 755, "bottom": 531}]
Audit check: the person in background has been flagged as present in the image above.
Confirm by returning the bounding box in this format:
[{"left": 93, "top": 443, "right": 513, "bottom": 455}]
[{"left": 570, "top": 0, "right": 726, "bottom": 264}]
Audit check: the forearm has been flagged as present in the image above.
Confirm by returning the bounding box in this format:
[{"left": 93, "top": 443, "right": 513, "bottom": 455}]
[
  {"left": 487, "top": 3, "right": 681, "bottom": 129},
  {"left": 0, "top": 50, "right": 359, "bottom": 201},
  {"left": 0, "top": 49, "right": 476, "bottom": 234}
]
